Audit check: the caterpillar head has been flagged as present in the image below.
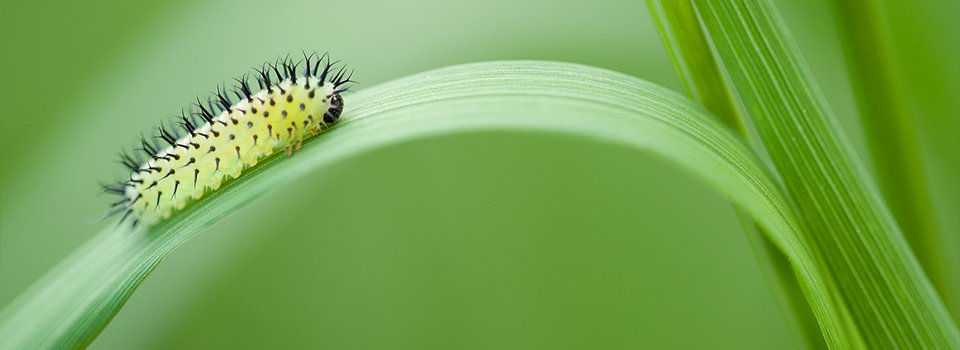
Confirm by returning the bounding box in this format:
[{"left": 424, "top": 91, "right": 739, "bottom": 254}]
[{"left": 325, "top": 93, "right": 343, "bottom": 123}]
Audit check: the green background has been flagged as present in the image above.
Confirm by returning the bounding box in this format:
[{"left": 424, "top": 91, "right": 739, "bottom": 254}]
[{"left": 0, "top": 0, "right": 955, "bottom": 348}]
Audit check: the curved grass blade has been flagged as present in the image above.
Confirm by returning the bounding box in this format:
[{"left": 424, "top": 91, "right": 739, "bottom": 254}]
[
  {"left": 646, "top": 2, "right": 833, "bottom": 348},
  {"left": 0, "top": 61, "right": 846, "bottom": 349}
]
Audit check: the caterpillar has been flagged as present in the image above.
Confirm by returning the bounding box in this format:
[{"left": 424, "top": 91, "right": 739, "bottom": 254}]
[{"left": 102, "top": 53, "right": 354, "bottom": 227}]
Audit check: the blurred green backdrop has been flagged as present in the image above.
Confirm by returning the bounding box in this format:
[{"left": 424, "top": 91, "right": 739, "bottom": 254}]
[{"left": 0, "top": 0, "right": 956, "bottom": 348}]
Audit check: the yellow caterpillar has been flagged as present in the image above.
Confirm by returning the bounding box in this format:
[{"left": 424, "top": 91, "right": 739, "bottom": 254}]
[{"left": 104, "top": 54, "right": 353, "bottom": 227}]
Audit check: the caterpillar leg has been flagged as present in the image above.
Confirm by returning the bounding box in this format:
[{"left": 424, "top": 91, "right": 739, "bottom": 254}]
[
  {"left": 295, "top": 139, "right": 302, "bottom": 152},
  {"left": 285, "top": 146, "right": 293, "bottom": 157}
]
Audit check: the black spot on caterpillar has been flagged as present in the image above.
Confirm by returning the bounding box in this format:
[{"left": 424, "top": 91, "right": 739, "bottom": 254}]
[{"left": 103, "top": 52, "right": 354, "bottom": 227}]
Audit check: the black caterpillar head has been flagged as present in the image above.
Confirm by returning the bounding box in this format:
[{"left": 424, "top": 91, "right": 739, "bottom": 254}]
[{"left": 324, "top": 94, "right": 343, "bottom": 124}]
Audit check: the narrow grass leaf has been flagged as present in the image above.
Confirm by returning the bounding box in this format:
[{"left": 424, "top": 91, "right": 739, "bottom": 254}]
[
  {"left": 830, "top": 0, "right": 960, "bottom": 319},
  {"left": 689, "top": 0, "right": 960, "bottom": 347},
  {"left": 646, "top": 2, "right": 840, "bottom": 348},
  {"left": 1, "top": 61, "right": 846, "bottom": 349}
]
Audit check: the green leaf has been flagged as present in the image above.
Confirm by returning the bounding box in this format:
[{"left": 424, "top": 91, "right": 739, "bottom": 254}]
[
  {"left": 645, "top": 0, "right": 744, "bottom": 135},
  {"left": 646, "top": 2, "right": 830, "bottom": 349},
  {"left": 653, "top": 0, "right": 960, "bottom": 347},
  {"left": 830, "top": 0, "right": 960, "bottom": 319},
  {"left": 0, "top": 61, "right": 846, "bottom": 349}
]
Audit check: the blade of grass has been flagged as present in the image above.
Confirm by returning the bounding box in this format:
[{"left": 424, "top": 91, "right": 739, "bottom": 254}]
[
  {"left": 646, "top": 2, "right": 835, "bottom": 348},
  {"left": 645, "top": 0, "right": 743, "bottom": 135},
  {"left": 830, "top": 0, "right": 960, "bottom": 320},
  {"left": 1, "top": 61, "right": 848, "bottom": 348},
  {"left": 685, "top": 0, "right": 960, "bottom": 347}
]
